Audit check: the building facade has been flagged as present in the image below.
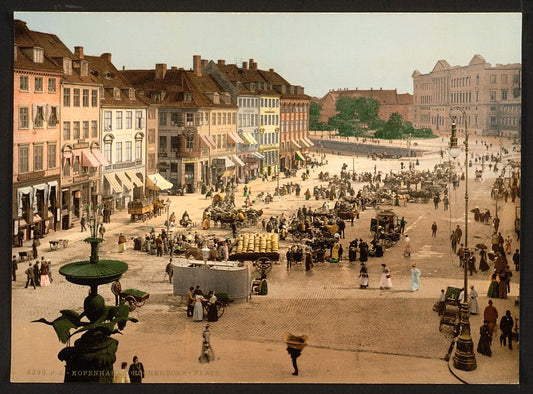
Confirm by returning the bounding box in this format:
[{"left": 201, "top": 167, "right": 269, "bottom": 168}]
[
  {"left": 86, "top": 53, "right": 147, "bottom": 213},
  {"left": 411, "top": 55, "right": 521, "bottom": 137},
  {"left": 13, "top": 20, "right": 63, "bottom": 241}
]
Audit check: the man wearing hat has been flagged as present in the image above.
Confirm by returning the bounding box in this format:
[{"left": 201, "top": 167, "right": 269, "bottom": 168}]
[{"left": 410, "top": 263, "right": 421, "bottom": 291}]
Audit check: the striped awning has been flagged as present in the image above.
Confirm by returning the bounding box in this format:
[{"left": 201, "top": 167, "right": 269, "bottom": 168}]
[
  {"left": 146, "top": 173, "right": 173, "bottom": 191},
  {"left": 104, "top": 173, "right": 122, "bottom": 194},
  {"left": 91, "top": 149, "right": 109, "bottom": 166},
  {"left": 199, "top": 134, "right": 216, "bottom": 148},
  {"left": 227, "top": 132, "right": 244, "bottom": 144},
  {"left": 230, "top": 154, "right": 245, "bottom": 167},
  {"left": 291, "top": 140, "right": 302, "bottom": 149},
  {"left": 295, "top": 151, "right": 305, "bottom": 161},
  {"left": 242, "top": 132, "right": 258, "bottom": 145},
  {"left": 299, "top": 139, "right": 311, "bottom": 148},
  {"left": 251, "top": 151, "right": 265, "bottom": 160},
  {"left": 116, "top": 172, "right": 133, "bottom": 190},
  {"left": 81, "top": 149, "right": 100, "bottom": 167},
  {"left": 303, "top": 137, "right": 315, "bottom": 147},
  {"left": 126, "top": 170, "right": 144, "bottom": 187}
]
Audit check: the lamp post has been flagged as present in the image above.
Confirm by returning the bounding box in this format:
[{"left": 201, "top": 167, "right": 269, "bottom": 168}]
[
  {"left": 407, "top": 133, "right": 412, "bottom": 171},
  {"left": 201, "top": 245, "right": 210, "bottom": 269},
  {"left": 448, "top": 107, "right": 477, "bottom": 371}
]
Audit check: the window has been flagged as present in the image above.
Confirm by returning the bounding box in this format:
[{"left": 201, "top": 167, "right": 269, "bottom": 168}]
[
  {"left": 63, "top": 158, "right": 71, "bottom": 176},
  {"left": 104, "top": 111, "right": 112, "bottom": 130},
  {"left": 115, "top": 142, "right": 122, "bottom": 162},
  {"left": 217, "top": 135, "right": 221, "bottom": 149},
  {"left": 63, "top": 122, "right": 71, "bottom": 140},
  {"left": 186, "top": 135, "right": 194, "bottom": 149},
  {"left": 34, "top": 144, "right": 43, "bottom": 171},
  {"left": 159, "top": 112, "right": 167, "bottom": 126},
  {"left": 83, "top": 121, "right": 89, "bottom": 138},
  {"left": 116, "top": 111, "right": 123, "bottom": 129},
  {"left": 187, "top": 113, "right": 194, "bottom": 126},
  {"left": 490, "top": 74, "right": 496, "bottom": 84},
  {"left": 34, "top": 106, "right": 44, "bottom": 128},
  {"left": 73, "top": 155, "right": 80, "bottom": 174},
  {"left": 18, "top": 145, "right": 29, "bottom": 173},
  {"left": 159, "top": 136, "right": 167, "bottom": 152},
  {"left": 73, "top": 121, "right": 80, "bottom": 140},
  {"left": 490, "top": 116, "right": 497, "bottom": 126},
  {"left": 171, "top": 112, "right": 180, "bottom": 126},
  {"left": 34, "top": 77, "right": 43, "bottom": 92},
  {"left": 490, "top": 91, "right": 496, "bottom": 101},
  {"left": 135, "top": 140, "right": 142, "bottom": 160},
  {"left": 238, "top": 114, "right": 242, "bottom": 127},
  {"left": 148, "top": 128, "right": 155, "bottom": 143},
  {"left": 212, "top": 114, "right": 216, "bottom": 125},
  {"left": 232, "top": 113, "right": 236, "bottom": 124},
  {"left": 19, "top": 107, "right": 29, "bottom": 129},
  {"left": 170, "top": 136, "right": 179, "bottom": 151},
  {"left": 135, "top": 111, "right": 143, "bottom": 128},
  {"left": 104, "top": 143, "right": 112, "bottom": 163},
  {"left": 170, "top": 163, "right": 178, "bottom": 173},
  {"left": 73, "top": 89, "right": 80, "bottom": 106},
  {"left": 47, "top": 143, "right": 56, "bottom": 168},
  {"left": 91, "top": 121, "right": 98, "bottom": 138},
  {"left": 217, "top": 113, "right": 221, "bottom": 125},
  {"left": 501, "top": 90, "right": 508, "bottom": 100},
  {"left": 19, "top": 75, "right": 29, "bottom": 91},
  {"left": 148, "top": 153, "right": 155, "bottom": 170},
  {"left": 223, "top": 113, "right": 227, "bottom": 125},
  {"left": 125, "top": 141, "right": 132, "bottom": 161},
  {"left": 501, "top": 74, "right": 508, "bottom": 84},
  {"left": 261, "top": 115, "right": 264, "bottom": 125},
  {"left": 126, "top": 111, "right": 133, "bottom": 129},
  {"left": 513, "top": 74, "right": 520, "bottom": 84},
  {"left": 82, "top": 89, "right": 89, "bottom": 106},
  {"left": 63, "top": 88, "right": 71, "bottom": 107},
  {"left": 91, "top": 90, "right": 98, "bottom": 106},
  {"left": 48, "top": 106, "right": 58, "bottom": 126},
  {"left": 513, "top": 88, "right": 521, "bottom": 98}
]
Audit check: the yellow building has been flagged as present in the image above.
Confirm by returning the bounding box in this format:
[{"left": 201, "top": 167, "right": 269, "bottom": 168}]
[{"left": 258, "top": 93, "right": 280, "bottom": 176}]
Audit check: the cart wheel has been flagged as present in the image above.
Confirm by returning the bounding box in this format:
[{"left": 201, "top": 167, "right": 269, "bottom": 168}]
[
  {"left": 142, "top": 214, "right": 146, "bottom": 222},
  {"left": 292, "top": 231, "right": 302, "bottom": 242},
  {"left": 130, "top": 215, "right": 135, "bottom": 222},
  {"left": 216, "top": 301, "right": 225, "bottom": 318},
  {"left": 125, "top": 296, "right": 136, "bottom": 312},
  {"left": 383, "top": 239, "right": 393, "bottom": 249},
  {"left": 256, "top": 257, "right": 272, "bottom": 274}
]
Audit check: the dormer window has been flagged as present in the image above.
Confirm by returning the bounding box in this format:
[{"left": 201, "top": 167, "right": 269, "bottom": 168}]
[
  {"left": 80, "top": 60, "right": 89, "bottom": 77},
  {"left": 105, "top": 71, "right": 115, "bottom": 79},
  {"left": 33, "top": 48, "right": 44, "bottom": 63},
  {"left": 63, "top": 58, "right": 72, "bottom": 75},
  {"left": 129, "top": 88, "right": 135, "bottom": 100},
  {"left": 184, "top": 91, "right": 192, "bottom": 102},
  {"left": 114, "top": 88, "right": 121, "bottom": 100}
]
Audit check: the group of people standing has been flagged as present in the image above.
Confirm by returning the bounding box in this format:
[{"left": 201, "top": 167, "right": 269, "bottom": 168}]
[
  {"left": 186, "top": 286, "right": 219, "bottom": 323},
  {"left": 20, "top": 256, "right": 52, "bottom": 289},
  {"left": 113, "top": 356, "right": 145, "bottom": 383}
]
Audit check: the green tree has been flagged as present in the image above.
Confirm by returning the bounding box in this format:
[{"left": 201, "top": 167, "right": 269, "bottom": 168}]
[
  {"left": 353, "top": 97, "right": 381, "bottom": 128},
  {"left": 335, "top": 97, "right": 358, "bottom": 120},
  {"left": 309, "top": 101, "right": 333, "bottom": 131}
]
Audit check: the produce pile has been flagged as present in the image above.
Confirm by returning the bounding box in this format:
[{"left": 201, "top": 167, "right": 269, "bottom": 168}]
[{"left": 235, "top": 233, "right": 279, "bottom": 254}]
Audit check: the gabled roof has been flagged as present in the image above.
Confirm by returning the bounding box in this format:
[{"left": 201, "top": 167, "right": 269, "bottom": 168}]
[
  {"left": 469, "top": 54, "right": 487, "bottom": 66},
  {"left": 432, "top": 60, "right": 451, "bottom": 73},
  {"left": 321, "top": 89, "right": 412, "bottom": 106},
  {"left": 212, "top": 62, "right": 279, "bottom": 95},
  {"left": 14, "top": 20, "right": 63, "bottom": 73}
]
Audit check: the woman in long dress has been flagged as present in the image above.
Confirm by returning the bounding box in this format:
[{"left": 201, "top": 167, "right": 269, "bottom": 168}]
[
  {"left": 487, "top": 272, "right": 500, "bottom": 298},
  {"left": 359, "top": 263, "right": 369, "bottom": 289},
  {"left": 199, "top": 324, "right": 214, "bottom": 363},
  {"left": 504, "top": 236, "right": 512, "bottom": 255},
  {"left": 470, "top": 285, "right": 479, "bottom": 314},
  {"left": 379, "top": 264, "right": 392, "bottom": 289},
  {"left": 40, "top": 261, "right": 51, "bottom": 287},
  {"left": 359, "top": 241, "right": 368, "bottom": 263},
  {"left": 410, "top": 264, "right": 420, "bottom": 291},
  {"left": 207, "top": 291, "right": 218, "bottom": 322},
  {"left": 477, "top": 320, "right": 492, "bottom": 356},
  {"left": 118, "top": 233, "right": 127, "bottom": 253},
  {"left": 479, "top": 249, "right": 490, "bottom": 272},
  {"left": 192, "top": 294, "right": 206, "bottom": 322},
  {"left": 403, "top": 234, "right": 411, "bottom": 257},
  {"left": 330, "top": 242, "right": 340, "bottom": 263}
]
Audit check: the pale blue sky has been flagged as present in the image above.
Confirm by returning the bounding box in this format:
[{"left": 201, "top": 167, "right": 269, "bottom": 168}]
[{"left": 15, "top": 12, "right": 522, "bottom": 98}]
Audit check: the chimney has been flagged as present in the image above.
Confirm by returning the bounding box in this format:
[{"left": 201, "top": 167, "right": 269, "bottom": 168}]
[
  {"left": 101, "top": 53, "right": 112, "bottom": 62},
  {"left": 201, "top": 59, "right": 208, "bottom": 69},
  {"left": 155, "top": 63, "right": 167, "bottom": 80},
  {"left": 122, "top": 66, "right": 125, "bottom": 71},
  {"left": 251, "top": 61, "right": 257, "bottom": 70},
  {"left": 74, "top": 46, "right": 84, "bottom": 59},
  {"left": 217, "top": 59, "right": 225, "bottom": 66},
  {"left": 193, "top": 55, "right": 202, "bottom": 76},
  {"left": 269, "top": 68, "right": 274, "bottom": 72},
  {"left": 171, "top": 66, "right": 177, "bottom": 71},
  {"left": 242, "top": 61, "right": 248, "bottom": 69}
]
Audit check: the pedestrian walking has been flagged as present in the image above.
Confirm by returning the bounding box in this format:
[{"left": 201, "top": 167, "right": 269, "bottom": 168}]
[
  {"left": 33, "top": 261, "right": 41, "bottom": 286},
  {"left": 230, "top": 221, "right": 237, "bottom": 238},
  {"left": 454, "top": 225, "right": 462, "bottom": 244},
  {"left": 512, "top": 249, "right": 520, "bottom": 271},
  {"left": 111, "top": 279, "right": 122, "bottom": 306},
  {"left": 32, "top": 237, "right": 39, "bottom": 260},
  {"left": 504, "top": 235, "right": 512, "bottom": 255},
  {"left": 477, "top": 321, "right": 493, "bottom": 357},
  {"left": 499, "top": 310, "right": 514, "bottom": 349},
  {"left": 118, "top": 232, "right": 127, "bottom": 253},
  {"left": 359, "top": 263, "right": 369, "bottom": 289},
  {"left": 24, "top": 263, "right": 36, "bottom": 289},
  {"left": 379, "top": 264, "right": 392, "bottom": 289},
  {"left": 155, "top": 235, "right": 163, "bottom": 257},
  {"left": 199, "top": 324, "right": 214, "bottom": 363},
  {"left": 186, "top": 286, "right": 195, "bottom": 317},
  {"left": 80, "top": 215, "right": 86, "bottom": 232},
  {"left": 12, "top": 255, "right": 18, "bottom": 281},
  {"left": 113, "top": 362, "right": 130, "bottom": 383},
  {"left": 483, "top": 300, "right": 498, "bottom": 342},
  {"left": 165, "top": 259, "right": 173, "bottom": 283},
  {"left": 99, "top": 224, "right": 106, "bottom": 239},
  {"left": 493, "top": 216, "right": 500, "bottom": 232},
  {"left": 410, "top": 263, "right": 420, "bottom": 291},
  {"left": 403, "top": 234, "right": 411, "bottom": 257},
  {"left": 431, "top": 222, "right": 437, "bottom": 238},
  {"left": 284, "top": 333, "right": 307, "bottom": 376},
  {"left": 128, "top": 356, "right": 145, "bottom": 383},
  {"left": 470, "top": 285, "right": 479, "bottom": 314},
  {"left": 399, "top": 217, "right": 406, "bottom": 233}
]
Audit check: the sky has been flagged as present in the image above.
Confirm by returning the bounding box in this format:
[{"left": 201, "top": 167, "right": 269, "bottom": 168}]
[{"left": 14, "top": 12, "right": 522, "bottom": 98}]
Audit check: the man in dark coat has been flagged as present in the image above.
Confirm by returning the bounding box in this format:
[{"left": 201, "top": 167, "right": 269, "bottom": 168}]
[
  {"left": 12, "top": 255, "right": 18, "bottom": 281},
  {"left": 33, "top": 261, "right": 41, "bottom": 286},
  {"left": 512, "top": 249, "right": 520, "bottom": 271},
  {"left": 337, "top": 219, "right": 346, "bottom": 239},
  {"left": 128, "top": 356, "right": 145, "bottom": 383},
  {"left": 499, "top": 310, "right": 514, "bottom": 349},
  {"left": 25, "top": 263, "right": 36, "bottom": 289}
]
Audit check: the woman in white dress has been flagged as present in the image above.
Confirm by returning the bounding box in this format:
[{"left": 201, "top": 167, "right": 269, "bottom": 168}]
[
  {"left": 469, "top": 285, "right": 479, "bottom": 314},
  {"left": 192, "top": 293, "right": 206, "bottom": 322},
  {"left": 379, "top": 264, "right": 392, "bottom": 289}
]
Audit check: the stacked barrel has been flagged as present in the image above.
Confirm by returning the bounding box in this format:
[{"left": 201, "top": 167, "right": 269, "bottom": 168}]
[{"left": 235, "top": 233, "right": 279, "bottom": 254}]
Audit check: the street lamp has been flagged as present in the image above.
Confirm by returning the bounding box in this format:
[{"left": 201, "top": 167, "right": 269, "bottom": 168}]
[
  {"left": 448, "top": 107, "right": 477, "bottom": 371},
  {"left": 201, "top": 245, "right": 210, "bottom": 269}
]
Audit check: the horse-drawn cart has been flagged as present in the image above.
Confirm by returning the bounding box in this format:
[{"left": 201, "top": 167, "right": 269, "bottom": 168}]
[
  {"left": 117, "top": 288, "right": 150, "bottom": 311},
  {"left": 128, "top": 199, "right": 154, "bottom": 222},
  {"left": 229, "top": 232, "right": 280, "bottom": 275}
]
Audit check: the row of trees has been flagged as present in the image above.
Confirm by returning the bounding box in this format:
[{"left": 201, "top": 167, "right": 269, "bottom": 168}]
[{"left": 310, "top": 97, "right": 435, "bottom": 139}]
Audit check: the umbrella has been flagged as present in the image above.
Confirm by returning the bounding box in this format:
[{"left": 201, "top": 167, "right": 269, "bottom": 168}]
[{"left": 476, "top": 243, "right": 487, "bottom": 250}]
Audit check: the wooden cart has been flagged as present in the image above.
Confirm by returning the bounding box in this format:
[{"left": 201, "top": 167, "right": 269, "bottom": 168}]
[
  {"left": 119, "top": 288, "right": 150, "bottom": 311},
  {"left": 229, "top": 251, "right": 279, "bottom": 275},
  {"left": 128, "top": 200, "right": 154, "bottom": 222},
  {"left": 439, "top": 286, "right": 461, "bottom": 332}
]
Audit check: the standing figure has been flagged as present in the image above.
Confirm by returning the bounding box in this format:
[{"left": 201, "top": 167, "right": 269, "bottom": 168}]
[
  {"left": 24, "top": 263, "right": 36, "bottom": 289},
  {"left": 487, "top": 272, "right": 500, "bottom": 298},
  {"left": 493, "top": 216, "right": 500, "bottom": 232},
  {"left": 111, "top": 279, "right": 122, "bottom": 306},
  {"left": 479, "top": 249, "right": 490, "bottom": 272},
  {"left": 12, "top": 255, "right": 18, "bottom": 282},
  {"left": 33, "top": 261, "right": 41, "bottom": 287},
  {"left": 470, "top": 285, "right": 479, "bottom": 314},
  {"left": 128, "top": 356, "right": 145, "bottom": 383},
  {"left": 499, "top": 310, "right": 514, "bottom": 349},
  {"left": 199, "top": 324, "right": 215, "bottom": 363},
  {"left": 186, "top": 287, "right": 195, "bottom": 317},
  {"left": 165, "top": 259, "right": 173, "bottom": 283},
  {"left": 512, "top": 249, "right": 520, "bottom": 271},
  {"left": 80, "top": 215, "right": 86, "bottom": 232},
  {"left": 118, "top": 232, "right": 127, "bottom": 253},
  {"left": 399, "top": 217, "right": 406, "bottom": 233},
  {"left": 39, "top": 260, "right": 51, "bottom": 287},
  {"left": 207, "top": 291, "right": 218, "bottom": 322},
  {"left": 431, "top": 222, "right": 437, "bottom": 238},
  {"left": 113, "top": 362, "right": 130, "bottom": 383},
  {"left": 477, "top": 321, "right": 493, "bottom": 357},
  {"left": 284, "top": 333, "right": 307, "bottom": 376},
  {"left": 504, "top": 236, "right": 512, "bottom": 255},
  {"left": 99, "top": 224, "right": 106, "bottom": 240},
  {"left": 305, "top": 250, "right": 314, "bottom": 271},
  {"left": 193, "top": 292, "right": 206, "bottom": 322},
  {"left": 483, "top": 300, "right": 499, "bottom": 342},
  {"left": 359, "top": 263, "right": 369, "bottom": 289},
  {"left": 410, "top": 264, "right": 420, "bottom": 291},
  {"left": 379, "top": 264, "right": 392, "bottom": 289},
  {"left": 454, "top": 225, "right": 463, "bottom": 244},
  {"left": 348, "top": 240, "right": 358, "bottom": 262},
  {"left": 403, "top": 234, "right": 411, "bottom": 257},
  {"left": 32, "top": 238, "right": 39, "bottom": 260},
  {"left": 358, "top": 240, "right": 368, "bottom": 263}
]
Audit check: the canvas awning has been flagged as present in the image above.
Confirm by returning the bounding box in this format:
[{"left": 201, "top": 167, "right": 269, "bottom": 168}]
[
  {"left": 298, "top": 139, "right": 311, "bottom": 148},
  {"left": 242, "top": 132, "right": 258, "bottom": 144},
  {"left": 222, "top": 169, "right": 235, "bottom": 177},
  {"left": 291, "top": 140, "right": 302, "bottom": 149},
  {"left": 206, "top": 135, "right": 216, "bottom": 147},
  {"left": 91, "top": 149, "right": 109, "bottom": 166},
  {"left": 116, "top": 172, "right": 133, "bottom": 190},
  {"left": 214, "top": 156, "right": 235, "bottom": 168},
  {"left": 104, "top": 173, "right": 123, "bottom": 194},
  {"left": 146, "top": 173, "right": 173, "bottom": 191},
  {"left": 82, "top": 149, "right": 100, "bottom": 167},
  {"left": 303, "top": 137, "right": 314, "bottom": 147},
  {"left": 230, "top": 155, "right": 245, "bottom": 167},
  {"left": 126, "top": 170, "right": 144, "bottom": 187},
  {"left": 227, "top": 132, "right": 244, "bottom": 144},
  {"left": 295, "top": 151, "right": 305, "bottom": 161},
  {"left": 251, "top": 152, "right": 265, "bottom": 160},
  {"left": 199, "top": 134, "right": 216, "bottom": 148}
]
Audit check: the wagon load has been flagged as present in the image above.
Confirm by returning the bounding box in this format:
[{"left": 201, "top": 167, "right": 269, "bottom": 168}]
[{"left": 235, "top": 233, "right": 279, "bottom": 254}]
